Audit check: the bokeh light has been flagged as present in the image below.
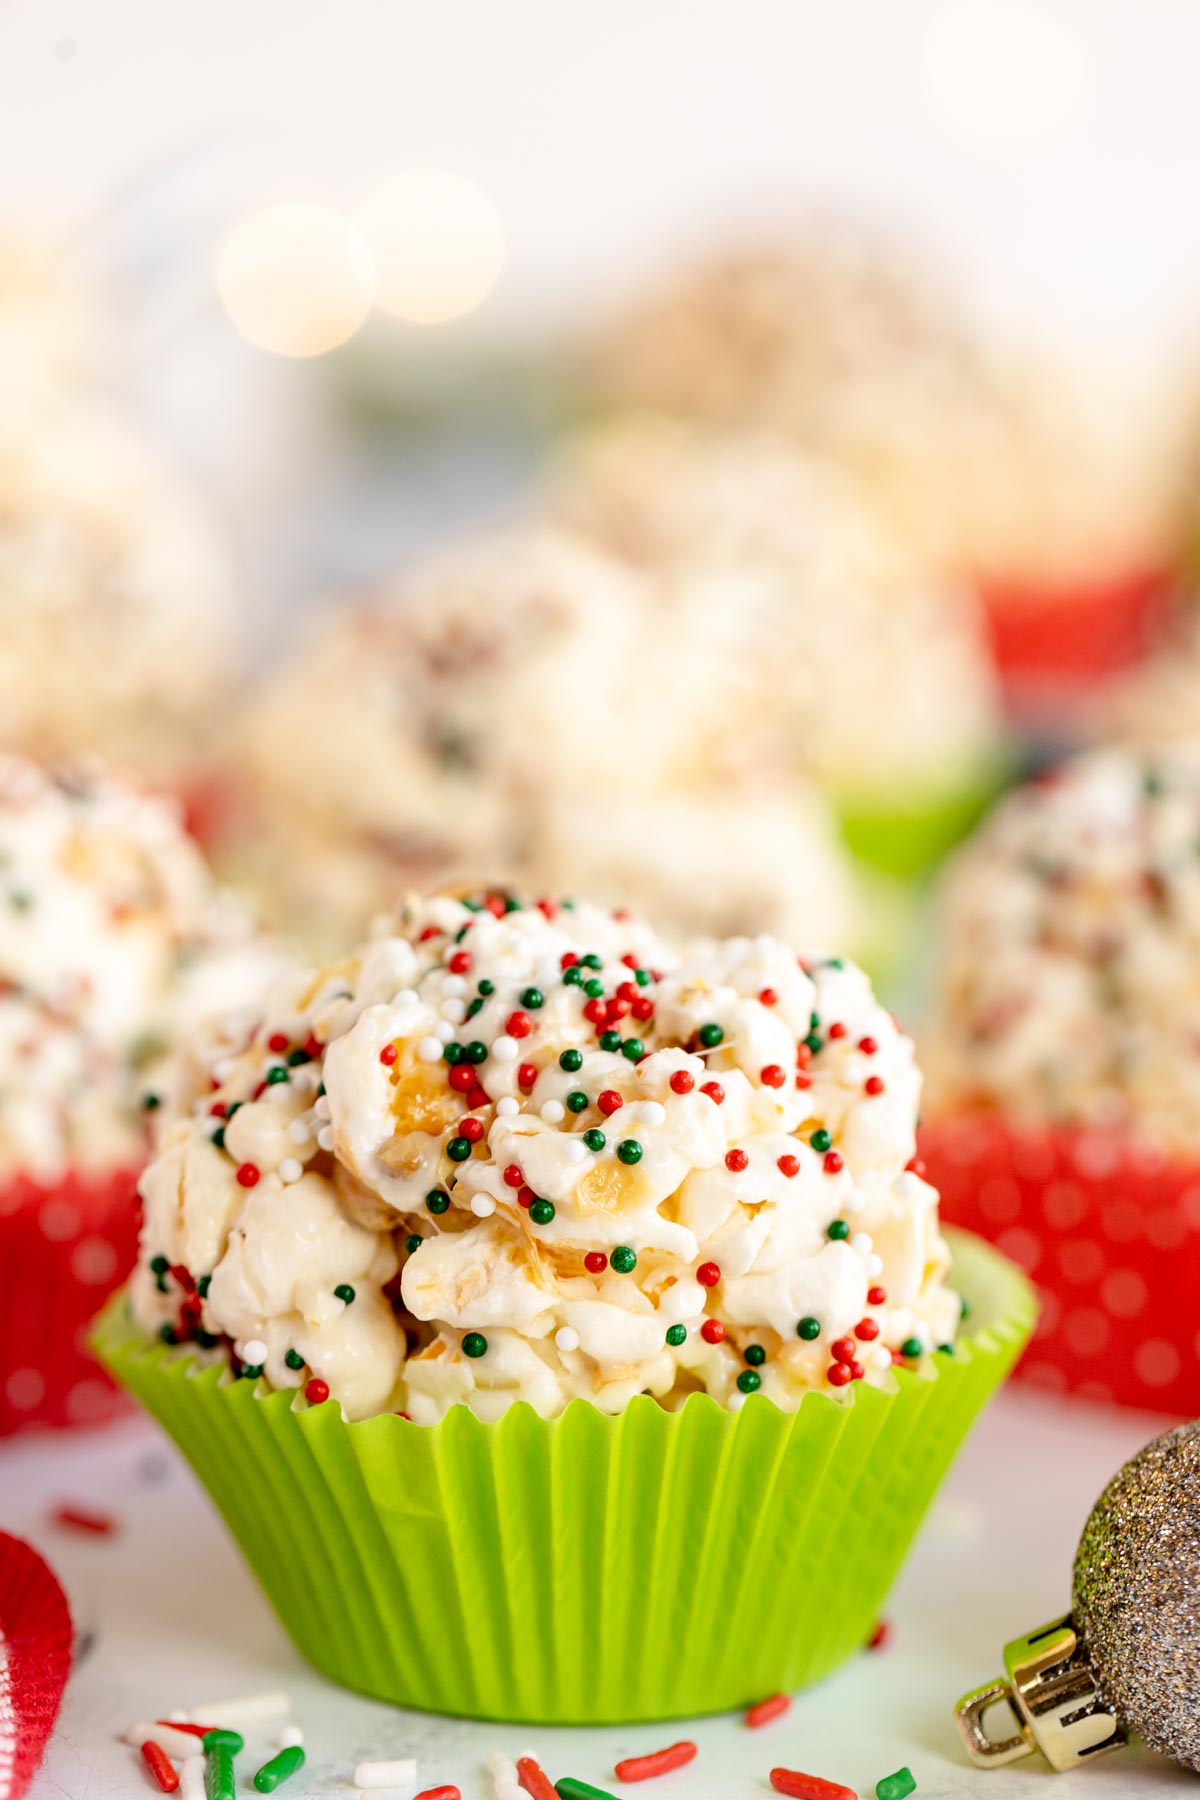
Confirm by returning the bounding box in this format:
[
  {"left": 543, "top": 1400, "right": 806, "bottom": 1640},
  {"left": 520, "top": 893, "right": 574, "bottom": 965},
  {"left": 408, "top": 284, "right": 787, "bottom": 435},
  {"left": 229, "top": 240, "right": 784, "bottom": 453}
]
[
  {"left": 352, "top": 169, "right": 505, "bottom": 325},
  {"left": 217, "top": 201, "right": 375, "bottom": 357},
  {"left": 922, "top": 0, "right": 1088, "bottom": 147}
]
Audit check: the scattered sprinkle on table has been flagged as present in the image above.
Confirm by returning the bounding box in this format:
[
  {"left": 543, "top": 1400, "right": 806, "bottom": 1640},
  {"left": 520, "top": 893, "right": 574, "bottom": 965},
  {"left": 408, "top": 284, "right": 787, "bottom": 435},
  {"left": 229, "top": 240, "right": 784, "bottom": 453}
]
[
  {"left": 413, "top": 1788, "right": 460, "bottom": 1800},
  {"left": 184, "top": 1693, "right": 289, "bottom": 1726},
  {"left": 875, "top": 1772, "right": 915, "bottom": 1800},
  {"left": 125, "top": 1724, "right": 200, "bottom": 1759},
  {"left": 51, "top": 1503, "right": 117, "bottom": 1535},
  {"left": 867, "top": 1619, "right": 891, "bottom": 1651},
  {"left": 745, "top": 1693, "right": 791, "bottom": 1728},
  {"left": 156, "top": 1723, "right": 219, "bottom": 1743},
  {"left": 555, "top": 1781, "right": 618, "bottom": 1800},
  {"left": 201, "top": 1731, "right": 244, "bottom": 1755},
  {"left": 277, "top": 1727, "right": 304, "bottom": 1751},
  {"left": 180, "top": 1761, "right": 206, "bottom": 1800},
  {"left": 203, "top": 1740, "right": 236, "bottom": 1800},
  {"left": 517, "top": 1755, "right": 559, "bottom": 1800},
  {"left": 140, "top": 1742, "right": 180, "bottom": 1792},
  {"left": 253, "top": 1746, "right": 305, "bottom": 1792},
  {"left": 613, "top": 1741, "right": 696, "bottom": 1781},
  {"left": 488, "top": 1750, "right": 522, "bottom": 1800},
  {"left": 770, "top": 1771, "right": 858, "bottom": 1800},
  {"left": 354, "top": 1759, "right": 418, "bottom": 1789}
]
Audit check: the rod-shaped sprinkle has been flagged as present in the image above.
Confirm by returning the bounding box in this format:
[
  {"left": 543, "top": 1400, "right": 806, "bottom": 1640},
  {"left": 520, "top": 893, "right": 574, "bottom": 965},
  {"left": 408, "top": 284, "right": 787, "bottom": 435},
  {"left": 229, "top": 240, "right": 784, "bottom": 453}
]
[
  {"left": 180, "top": 1758, "right": 206, "bottom": 1800},
  {"left": 516, "top": 1757, "right": 558, "bottom": 1800},
  {"left": 613, "top": 1741, "right": 696, "bottom": 1782},
  {"left": 201, "top": 1732, "right": 244, "bottom": 1756},
  {"left": 204, "top": 1743, "right": 236, "bottom": 1800},
  {"left": 770, "top": 1771, "right": 858, "bottom": 1800},
  {"left": 253, "top": 1747, "right": 305, "bottom": 1792},
  {"left": 745, "top": 1694, "right": 791, "bottom": 1729},
  {"left": 141, "top": 1742, "right": 180, "bottom": 1792},
  {"left": 354, "top": 1760, "right": 418, "bottom": 1789},
  {"left": 555, "top": 1782, "right": 619, "bottom": 1800},
  {"left": 874, "top": 1773, "right": 915, "bottom": 1800},
  {"left": 187, "top": 1693, "right": 290, "bottom": 1726}
]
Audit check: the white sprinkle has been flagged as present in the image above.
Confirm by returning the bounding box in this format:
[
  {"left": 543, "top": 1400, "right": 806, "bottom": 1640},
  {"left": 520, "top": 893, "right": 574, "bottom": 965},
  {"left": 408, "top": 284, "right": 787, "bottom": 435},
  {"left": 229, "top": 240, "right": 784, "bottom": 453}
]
[
  {"left": 277, "top": 1726, "right": 305, "bottom": 1750},
  {"left": 540, "top": 1100, "right": 565, "bottom": 1124},
  {"left": 441, "top": 998, "right": 467, "bottom": 1025},
  {"left": 317, "top": 1127, "right": 334, "bottom": 1152},
  {"left": 123, "top": 1723, "right": 202, "bottom": 1760},
  {"left": 488, "top": 1750, "right": 521, "bottom": 1800},
  {"left": 394, "top": 988, "right": 418, "bottom": 1006},
  {"left": 495, "top": 1096, "right": 519, "bottom": 1118},
  {"left": 638, "top": 1101, "right": 666, "bottom": 1128},
  {"left": 182, "top": 1692, "right": 290, "bottom": 1726},
  {"left": 242, "top": 1339, "right": 268, "bottom": 1366},
  {"left": 471, "top": 1195, "right": 496, "bottom": 1217},
  {"left": 842, "top": 1187, "right": 865, "bottom": 1214},
  {"left": 442, "top": 975, "right": 467, "bottom": 998},
  {"left": 417, "top": 1037, "right": 443, "bottom": 1063},
  {"left": 896, "top": 1171, "right": 923, "bottom": 1199},
  {"left": 562, "top": 1141, "right": 587, "bottom": 1165},
  {"left": 435, "top": 1020, "right": 455, "bottom": 1043},
  {"left": 181, "top": 1756, "right": 207, "bottom": 1800},
  {"left": 279, "top": 1158, "right": 303, "bottom": 1184},
  {"left": 490, "top": 1035, "right": 518, "bottom": 1063},
  {"left": 867, "top": 1253, "right": 884, "bottom": 1277},
  {"left": 213, "top": 1057, "right": 236, "bottom": 1082},
  {"left": 354, "top": 1760, "right": 417, "bottom": 1789},
  {"left": 555, "top": 1326, "right": 580, "bottom": 1352},
  {"left": 850, "top": 1232, "right": 874, "bottom": 1257},
  {"left": 314, "top": 1096, "right": 332, "bottom": 1120}
]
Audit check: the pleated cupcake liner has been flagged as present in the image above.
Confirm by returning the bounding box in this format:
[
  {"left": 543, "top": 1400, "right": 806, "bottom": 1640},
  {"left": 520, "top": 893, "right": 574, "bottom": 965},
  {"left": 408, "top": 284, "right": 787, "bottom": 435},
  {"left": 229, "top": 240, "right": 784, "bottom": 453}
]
[
  {"left": 93, "top": 1227, "right": 1032, "bottom": 1724},
  {"left": 835, "top": 756, "right": 1011, "bottom": 883},
  {"left": 923, "top": 1117, "right": 1200, "bottom": 1413},
  {"left": 0, "top": 1166, "right": 141, "bottom": 1436}
]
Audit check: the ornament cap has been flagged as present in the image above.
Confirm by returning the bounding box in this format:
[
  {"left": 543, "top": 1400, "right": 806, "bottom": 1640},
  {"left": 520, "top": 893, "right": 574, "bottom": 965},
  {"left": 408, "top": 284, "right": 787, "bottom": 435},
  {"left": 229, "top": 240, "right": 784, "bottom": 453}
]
[{"left": 955, "top": 1613, "right": 1126, "bottom": 1772}]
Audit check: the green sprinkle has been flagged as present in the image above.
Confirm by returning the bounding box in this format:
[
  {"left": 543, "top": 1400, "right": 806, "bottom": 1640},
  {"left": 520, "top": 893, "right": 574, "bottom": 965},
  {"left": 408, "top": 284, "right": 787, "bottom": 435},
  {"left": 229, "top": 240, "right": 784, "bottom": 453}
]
[
  {"left": 286, "top": 1048, "right": 312, "bottom": 1066},
  {"left": 634, "top": 968, "right": 651, "bottom": 986},
  {"left": 196, "top": 1274, "right": 211, "bottom": 1299},
  {"left": 804, "top": 1032, "right": 822, "bottom": 1055},
  {"left": 426, "top": 1189, "right": 450, "bottom": 1214},
  {"left": 265, "top": 1066, "right": 289, "bottom": 1085},
  {"left": 598, "top": 1030, "right": 622, "bottom": 1052},
  {"left": 158, "top": 1324, "right": 178, "bottom": 1345},
  {"left": 565, "top": 1089, "right": 588, "bottom": 1113},
  {"left": 443, "top": 1041, "right": 464, "bottom": 1064},
  {"left": 960, "top": 1296, "right": 972, "bottom": 1320},
  {"left": 197, "top": 1330, "right": 218, "bottom": 1349},
  {"left": 581, "top": 953, "right": 603, "bottom": 970},
  {"left": 226, "top": 1101, "right": 243, "bottom": 1119},
  {"left": 150, "top": 1254, "right": 170, "bottom": 1276},
  {"left": 1144, "top": 768, "right": 1164, "bottom": 798},
  {"left": 827, "top": 1219, "right": 850, "bottom": 1241},
  {"left": 405, "top": 1234, "right": 423, "bottom": 1254},
  {"left": 141, "top": 1092, "right": 161, "bottom": 1111},
  {"left": 797, "top": 1316, "right": 821, "bottom": 1341},
  {"left": 583, "top": 977, "right": 605, "bottom": 998},
  {"left": 810, "top": 1127, "right": 832, "bottom": 1153},
  {"left": 875, "top": 1769, "right": 916, "bottom": 1800},
  {"left": 665, "top": 1323, "right": 687, "bottom": 1347},
  {"left": 202, "top": 1731, "right": 244, "bottom": 1755},
  {"left": 463, "top": 1040, "right": 487, "bottom": 1064},
  {"left": 211, "top": 1127, "right": 226, "bottom": 1151},
  {"left": 465, "top": 997, "right": 483, "bottom": 1019},
  {"left": 582, "top": 1127, "right": 606, "bottom": 1152},
  {"left": 744, "top": 1343, "right": 766, "bottom": 1367},
  {"left": 334, "top": 1283, "right": 356, "bottom": 1304},
  {"left": 204, "top": 1742, "right": 236, "bottom": 1800},
  {"left": 736, "top": 1369, "right": 761, "bottom": 1394},
  {"left": 477, "top": 978, "right": 495, "bottom": 996},
  {"left": 698, "top": 1022, "right": 723, "bottom": 1048},
  {"left": 284, "top": 1349, "right": 305, "bottom": 1371},
  {"left": 563, "top": 965, "right": 584, "bottom": 987},
  {"left": 240, "top": 1364, "right": 263, "bottom": 1380},
  {"left": 901, "top": 1337, "right": 923, "bottom": 1359},
  {"left": 621, "top": 1037, "right": 644, "bottom": 1062},
  {"left": 555, "top": 1779, "right": 618, "bottom": 1800},
  {"left": 937, "top": 1342, "right": 954, "bottom": 1354},
  {"left": 616, "top": 1138, "right": 643, "bottom": 1164},
  {"left": 463, "top": 1331, "right": 488, "bottom": 1358},
  {"left": 521, "top": 986, "right": 545, "bottom": 1009},
  {"left": 610, "top": 1245, "right": 637, "bottom": 1273},
  {"left": 529, "top": 1198, "right": 556, "bottom": 1225},
  {"left": 253, "top": 1747, "right": 305, "bottom": 1793},
  {"left": 154, "top": 1275, "right": 169, "bottom": 1295},
  {"left": 447, "top": 1136, "right": 472, "bottom": 1162},
  {"left": 559, "top": 1048, "right": 584, "bottom": 1072}
]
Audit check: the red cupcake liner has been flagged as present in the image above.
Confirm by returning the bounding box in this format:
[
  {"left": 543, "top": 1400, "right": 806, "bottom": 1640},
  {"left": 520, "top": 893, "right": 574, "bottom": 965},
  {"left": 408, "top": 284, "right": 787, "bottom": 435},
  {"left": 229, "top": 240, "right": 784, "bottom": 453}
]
[
  {"left": 974, "top": 563, "right": 1176, "bottom": 708},
  {"left": 920, "top": 1116, "right": 1200, "bottom": 1413},
  {"left": 0, "top": 1166, "right": 141, "bottom": 1437}
]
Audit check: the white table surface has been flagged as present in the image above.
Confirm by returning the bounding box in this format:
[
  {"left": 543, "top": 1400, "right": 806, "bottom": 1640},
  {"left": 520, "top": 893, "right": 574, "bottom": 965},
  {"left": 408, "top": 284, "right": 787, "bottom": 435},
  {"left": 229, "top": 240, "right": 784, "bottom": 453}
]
[{"left": 2, "top": 1386, "right": 1196, "bottom": 1800}]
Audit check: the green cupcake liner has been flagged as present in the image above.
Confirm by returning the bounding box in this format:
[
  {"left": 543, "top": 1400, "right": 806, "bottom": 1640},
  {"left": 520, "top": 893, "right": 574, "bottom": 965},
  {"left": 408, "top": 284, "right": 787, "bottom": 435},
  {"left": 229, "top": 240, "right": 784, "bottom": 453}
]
[
  {"left": 835, "top": 758, "right": 1012, "bottom": 882},
  {"left": 93, "top": 1227, "right": 1033, "bottom": 1725}
]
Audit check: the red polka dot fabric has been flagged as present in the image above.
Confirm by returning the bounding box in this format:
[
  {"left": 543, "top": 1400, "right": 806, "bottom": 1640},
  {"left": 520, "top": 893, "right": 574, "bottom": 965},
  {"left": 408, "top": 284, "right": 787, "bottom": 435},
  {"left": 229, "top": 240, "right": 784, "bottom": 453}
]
[
  {"left": 0, "top": 1532, "right": 73, "bottom": 1800},
  {"left": 0, "top": 1168, "right": 141, "bottom": 1436},
  {"left": 922, "top": 1116, "right": 1200, "bottom": 1413}
]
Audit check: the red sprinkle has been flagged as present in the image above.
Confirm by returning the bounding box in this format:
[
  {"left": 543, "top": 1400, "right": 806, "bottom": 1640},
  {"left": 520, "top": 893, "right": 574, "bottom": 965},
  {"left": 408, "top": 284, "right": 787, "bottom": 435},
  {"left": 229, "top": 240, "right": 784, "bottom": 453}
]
[
  {"left": 631, "top": 996, "right": 654, "bottom": 1022},
  {"left": 830, "top": 1336, "right": 856, "bottom": 1362},
  {"left": 561, "top": 951, "right": 579, "bottom": 969},
  {"left": 700, "top": 1080, "right": 725, "bottom": 1104},
  {"left": 503, "top": 1164, "right": 525, "bottom": 1188},
  {"left": 827, "top": 1022, "right": 847, "bottom": 1040},
  {"left": 417, "top": 924, "right": 441, "bottom": 941},
  {"left": 858, "top": 1036, "right": 877, "bottom": 1055},
  {"left": 583, "top": 998, "right": 607, "bottom": 1025},
  {"left": 614, "top": 1741, "right": 697, "bottom": 1782},
  {"left": 447, "top": 951, "right": 472, "bottom": 975},
  {"left": 867, "top": 1284, "right": 887, "bottom": 1306},
  {"left": 518, "top": 1185, "right": 537, "bottom": 1209},
  {"left": 854, "top": 1318, "right": 880, "bottom": 1342},
  {"left": 518, "top": 1062, "right": 538, "bottom": 1090},
  {"left": 745, "top": 1692, "right": 791, "bottom": 1728},
  {"left": 605, "top": 997, "right": 631, "bottom": 1022},
  {"left": 305, "top": 1378, "right": 330, "bottom": 1405},
  {"left": 868, "top": 1618, "right": 891, "bottom": 1651},
  {"left": 696, "top": 1261, "right": 721, "bottom": 1287},
  {"left": 585, "top": 1251, "right": 608, "bottom": 1273},
  {"left": 507, "top": 1010, "right": 533, "bottom": 1038},
  {"left": 414, "top": 1789, "right": 460, "bottom": 1800},
  {"left": 758, "top": 987, "right": 778, "bottom": 1006},
  {"left": 267, "top": 1033, "right": 289, "bottom": 1055},
  {"left": 669, "top": 1070, "right": 694, "bottom": 1094},
  {"left": 827, "top": 1363, "right": 853, "bottom": 1388},
  {"left": 52, "top": 1503, "right": 116, "bottom": 1536},
  {"left": 700, "top": 1319, "right": 725, "bottom": 1344},
  {"left": 864, "top": 1076, "right": 884, "bottom": 1096},
  {"left": 168, "top": 1263, "right": 196, "bottom": 1294},
  {"left": 140, "top": 1743, "right": 179, "bottom": 1793},
  {"left": 777, "top": 1154, "right": 800, "bottom": 1179},
  {"left": 156, "top": 1724, "right": 218, "bottom": 1740},
  {"left": 379, "top": 1043, "right": 399, "bottom": 1066},
  {"left": 516, "top": 1759, "right": 558, "bottom": 1800},
  {"left": 598, "top": 1089, "right": 623, "bottom": 1116},
  {"left": 725, "top": 1148, "right": 748, "bottom": 1172},
  {"left": 448, "top": 1064, "right": 475, "bottom": 1093},
  {"left": 770, "top": 1770, "right": 857, "bottom": 1800},
  {"left": 236, "top": 1163, "right": 260, "bottom": 1188},
  {"left": 760, "top": 1064, "right": 786, "bottom": 1088},
  {"left": 460, "top": 1116, "right": 485, "bottom": 1143},
  {"left": 905, "top": 1155, "right": 926, "bottom": 1177},
  {"left": 823, "top": 1151, "right": 844, "bottom": 1175}
]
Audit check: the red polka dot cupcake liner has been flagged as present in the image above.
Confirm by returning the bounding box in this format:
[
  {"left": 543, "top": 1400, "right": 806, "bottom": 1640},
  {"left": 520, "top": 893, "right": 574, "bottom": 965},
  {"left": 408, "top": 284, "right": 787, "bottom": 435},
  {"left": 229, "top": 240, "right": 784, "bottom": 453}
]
[
  {"left": 0, "top": 1167, "right": 141, "bottom": 1436},
  {"left": 921, "top": 1116, "right": 1200, "bottom": 1412},
  {"left": 973, "top": 563, "right": 1176, "bottom": 713}
]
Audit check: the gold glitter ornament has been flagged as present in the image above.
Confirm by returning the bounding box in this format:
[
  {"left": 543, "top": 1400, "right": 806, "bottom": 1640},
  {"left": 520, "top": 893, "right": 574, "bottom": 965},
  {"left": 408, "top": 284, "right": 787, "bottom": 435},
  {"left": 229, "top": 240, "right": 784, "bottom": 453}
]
[{"left": 956, "top": 1419, "right": 1200, "bottom": 1773}]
